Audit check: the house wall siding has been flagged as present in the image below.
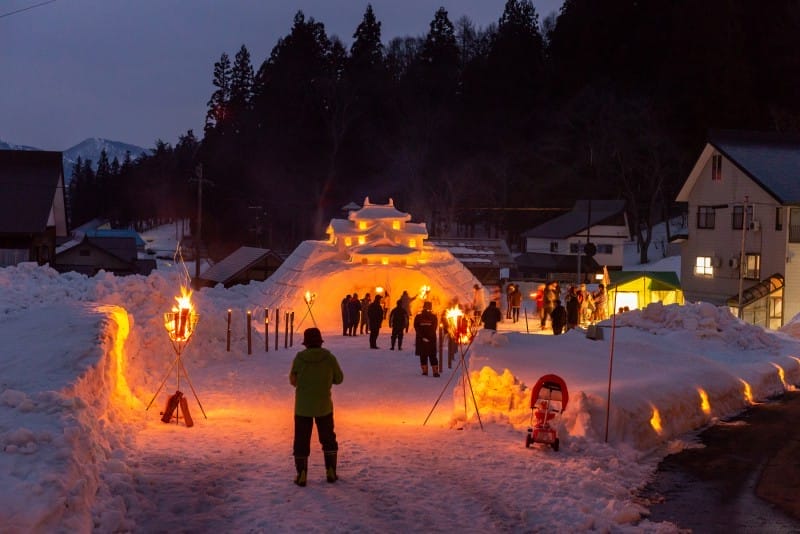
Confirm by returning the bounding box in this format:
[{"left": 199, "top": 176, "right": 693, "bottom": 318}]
[{"left": 681, "top": 152, "right": 785, "bottom": 306}]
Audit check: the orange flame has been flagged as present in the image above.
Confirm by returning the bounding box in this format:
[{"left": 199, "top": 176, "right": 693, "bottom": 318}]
[
  {"left": 739, "top": 378, "right": 754, "bottom": 404},
  {"left": 650, "top": 405, "right": 663, "bottom": 434},
  {"left": 697, "top": 388, "right": 711, "bottom": 415},
  {"left": 445, "top": 305, "right": 471, "bottom": 344},
  {"left": 419, "top": 285, "right": 430, "bottom": 300}
]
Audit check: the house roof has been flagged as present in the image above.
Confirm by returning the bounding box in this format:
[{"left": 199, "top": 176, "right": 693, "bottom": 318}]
[
  {"left": 521, "top": 200, "right": 626, "bottom": 239},
  {"left": 515, "top": 252, "right": 601, "bottom": 273},
  {"left": 348, "top": 197, "right": 411, "bottom": 222},
  {"left": 426, "top": 237, "right": 515, "bottom": 268},
  {"left": 677, "top": 130, "right": 800, "bottom": 204},
  {"left": 83, "top": 228, "right": 146, "bottom": 248},
  {"left": 726, "top": 273, "right": 783, "bottom": 308},
  {"left": 199, "top": 246, "right": 282, "bottom": 284},
  {"left": 607, "top": 271, "right": 682, "bottom": 291},
  {"left": 0, "top": 150, "right": 64, "bottom": 234}
]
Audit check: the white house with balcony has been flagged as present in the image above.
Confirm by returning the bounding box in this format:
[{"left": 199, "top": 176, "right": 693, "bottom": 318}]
[
  {"left": 517, "top": 200, "right": 629, "bottom": 280},
  {"left": 676, "top": 130, "right": 800, "bottom": 329}
]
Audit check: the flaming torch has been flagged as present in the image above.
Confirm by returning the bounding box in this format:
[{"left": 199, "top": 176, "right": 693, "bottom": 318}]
[
  {"left": 297, "top": 290, "right": 317, "bottom": 329},
  {"left": 419, "top": 285, "right": 431, "bottom": 300},
  {"left": 424, "top": 304, "right": 483, "bottom": 430},
  {"left": 147, "top": 284, "right": 207, "bottom": 425}
]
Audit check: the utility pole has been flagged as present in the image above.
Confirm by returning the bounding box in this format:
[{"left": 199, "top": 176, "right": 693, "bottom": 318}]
[{"left": 194, "top": 164, "right": 204, "bottom": 286}]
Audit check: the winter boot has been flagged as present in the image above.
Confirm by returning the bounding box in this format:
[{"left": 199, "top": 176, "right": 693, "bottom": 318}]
[
  {"left": 294, "top": 457, "right": 308, "bottom": 487},
  {"left": 433, "top": 365, "right": 440, "bottom": 378},
  {"left": 421, "top": 365, "right": 428, "bottom": 376},
  {"left": 324, "top": 451, "right": 338, "bottom": 483}
]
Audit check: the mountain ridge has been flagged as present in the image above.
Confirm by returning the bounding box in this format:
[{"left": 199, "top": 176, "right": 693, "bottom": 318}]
[{"left": 0, "top": 137, "right": 151, "bottom": 183}]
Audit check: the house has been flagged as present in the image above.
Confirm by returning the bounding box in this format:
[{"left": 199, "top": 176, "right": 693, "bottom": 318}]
[
  {"left": 195, "top": 246, "right": 284, "bottom": 288},
  {"left": 517, "top": 200, "right": 629, "bottom": 281},
  {"left": 675, "top": 130, "right": 800, "bottom": 328},
  {"left": 55, "top": 235, "right": 155, "bottom": 276},
  {"left": 0, "top": 150, "right": 68, "bottom": 266},
  {"left": 425, "top": 237, "right": 516, "bottom": 286}
]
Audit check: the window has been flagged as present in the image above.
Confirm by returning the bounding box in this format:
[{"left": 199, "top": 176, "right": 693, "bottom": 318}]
[
  {"left": 711, "top": 154, "right": 722, "bottom": 181},
  {"left": 408, "top": 238, "right": 417, "bottom": 248},
  {"left": 743, "top": 253, "right": 760, "bottom": 280},
  {"left": 732, "top": 205, "right": 753, "bottom": 230},
  {"left": 776, "top": 207, "right": 783, "bottom": 231},
  {"left": 697, "top": 206, "right": 715, "bottom": 229},
  {"left": 358, "top": 221, "right": 367, "bottom": 230},
  {"left": 392, "top": 220, "right": 400, "bottom": 230},
  {"left": 790, "top": 208, "right": 800, "bottom": 243},
  {"left": 357, "top": 236, "right": 366, "bottom": 245},
  {"left": 597, "top": 244, "right": 613, "bottom": 254},
  {"left": 694, "top": 256, "right": 714, "bottom": 277},
  {"left": 550, "top": 242, "right": 559, "bottom": 252},
  {"left": 569, "top": 243, "right": 580, "bottom": 254},
  {"left": 344, "top": 237, "right": 352, "bottom": 247}
]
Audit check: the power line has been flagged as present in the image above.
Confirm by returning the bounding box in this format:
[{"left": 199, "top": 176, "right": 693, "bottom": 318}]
[{"left": 0, "top": 0, "right": 57, "bottom": 19}]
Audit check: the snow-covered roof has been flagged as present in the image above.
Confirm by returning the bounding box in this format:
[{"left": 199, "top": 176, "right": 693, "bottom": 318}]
[
  {"left": 522, "top": 200, "right": 627, "bottom": 239},
  {"left": 348, "top": 196, "right": 411, "bottom": 222},
  {"left": 678, "top": 130, "right": 800, "bottom": 204},
  {"left": 198, "top": 246, "right": 281, "bottom": 285}
]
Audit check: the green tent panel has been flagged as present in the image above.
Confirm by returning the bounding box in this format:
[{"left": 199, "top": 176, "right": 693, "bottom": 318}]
[{"left": 606, "top": 271, "right": 684, "bottom": 310}]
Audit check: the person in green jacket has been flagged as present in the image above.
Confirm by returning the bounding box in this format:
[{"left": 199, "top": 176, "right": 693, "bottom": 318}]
[{"left": 289, "top": 327, "right": 344, "bottom": 486}]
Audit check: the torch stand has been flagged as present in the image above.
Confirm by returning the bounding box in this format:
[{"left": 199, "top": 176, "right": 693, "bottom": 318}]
[
  {"left": 423, "top": 315, "right": 483, "bottom": 430},
  {"left": 146, "top": 311, "right": 207, "bottom": 426}
]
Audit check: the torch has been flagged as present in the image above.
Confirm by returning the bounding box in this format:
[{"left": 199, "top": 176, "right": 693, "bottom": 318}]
[
  {"left": 147, "top": 284, "right": 207, "bottom": 425},
  {"left": 296, "top": 290, "right": 317, "bottom": 329},
  {"left": 424, "top": 305, "right": 484, "bottom": 429}
]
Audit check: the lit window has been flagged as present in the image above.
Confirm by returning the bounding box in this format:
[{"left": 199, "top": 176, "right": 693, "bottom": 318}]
[
  {"left": 344, "top": 237, "right": 352, "bottom": 246},
  {"left": 392, "top": 220, "right": 400, "bottom": 230},
  {"left": 381, "top": 257, "right": 389, "bottom": 265},
  {"left": 695, "top": 256, "right": 714, "bottom": 276},
  {"left": 744, "top": 253, "right": 760, "bottom": 280},
  {"left": 358, "top": 236, "right": 366, "bottom": 245},
  {"left": 711, "top": 154, "right": 722, "bottom": 181},
  {"left": 409, "top": 238, "right": 417, "bottom": 248},
  {"left": 358, "top": 221, "right": 367, "bottom": 230}
]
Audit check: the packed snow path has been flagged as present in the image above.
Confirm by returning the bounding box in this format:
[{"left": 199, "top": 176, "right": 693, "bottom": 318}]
[{"left": 119, "top": 336, "right": 658, "bottom": 532}]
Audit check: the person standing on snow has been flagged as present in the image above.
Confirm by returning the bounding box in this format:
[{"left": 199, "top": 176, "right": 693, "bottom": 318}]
[
  {"left": 359, "top": 293, "right": 371, "bottom": 335},
  {"left": 414, "top": 301, "right": 440, "bottom": 377},
  {"left": 367, "top": 294, "right": 384, "bottom": 349},
  {"left": 551, "top": 299, "right": 567, "bottom": 335},
  {"left": 389, "top": 299, "right": 409, "bottom": 350},
  {"left": 472, "top": 284, "right": 486, "bottom": 320},
  {"left": 399, "top": 290, "right": 416, "bottom": 332},
  {"left": 289, "top": 327, "right": 344, "bottom": 486},
  {"left": 480, "top": 300, "right": 502, "bottom": 331}
]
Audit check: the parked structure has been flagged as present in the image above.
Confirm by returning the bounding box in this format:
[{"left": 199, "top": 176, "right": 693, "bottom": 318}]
[
  {"left": 676, "top": 130, "right": 800, "bottom": 329},
  {"left": 195, "top": 246, "right": 284, "bottom": 288},
  {"left": 0, "top": 150, "right": 68, "bottom": 266},
  {"left": 516, "top": 200, "right": 629, "bottom": 281}
]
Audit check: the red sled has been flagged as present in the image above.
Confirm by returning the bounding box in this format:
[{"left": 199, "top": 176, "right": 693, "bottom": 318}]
[{"left": 525, "top": 374, "right": 569, "bottom": 452}]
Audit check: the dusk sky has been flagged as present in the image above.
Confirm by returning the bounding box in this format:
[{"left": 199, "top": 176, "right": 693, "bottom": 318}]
[{"left": 1, "top": 0, "right": 563, "bottom": 152}]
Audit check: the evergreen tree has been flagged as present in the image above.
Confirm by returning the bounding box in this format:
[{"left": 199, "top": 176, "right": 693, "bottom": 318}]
[
  {"left": 229, "top": 45, "right": 254, "bottom": 135},
  {"left": 205, "top": 53, "right": 231, "bottom": 133}
]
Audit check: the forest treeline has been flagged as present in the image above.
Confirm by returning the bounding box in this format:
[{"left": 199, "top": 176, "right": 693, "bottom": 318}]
[{"left": 67, "top": 0, "right": 800, "bottom": 260}]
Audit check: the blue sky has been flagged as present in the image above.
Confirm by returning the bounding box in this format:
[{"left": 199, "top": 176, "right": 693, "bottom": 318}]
[{"left": 1, "top": 0, "right": 562, "bottom": 151}]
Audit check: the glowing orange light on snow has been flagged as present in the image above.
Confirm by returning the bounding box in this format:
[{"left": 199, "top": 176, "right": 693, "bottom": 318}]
[
  {"left": 97, "top": 305, "right": 138, "bottom": 408},
  {"left": 649, "top": 405, "right": 663, "bottom": 434},
  {"left": 739, "top": 378, "right": 754, "bottom": 404},
  {"left": 771, "top": 363, "right": 788, "bottom": 390},
  {"left": 697, "top": 388, "right": 711, "bottom": 415}
]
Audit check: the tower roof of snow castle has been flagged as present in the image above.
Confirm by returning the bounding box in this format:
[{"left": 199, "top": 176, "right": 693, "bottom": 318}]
[{"left": 348, "top": 197, "right": 411, "bottom": 222}]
